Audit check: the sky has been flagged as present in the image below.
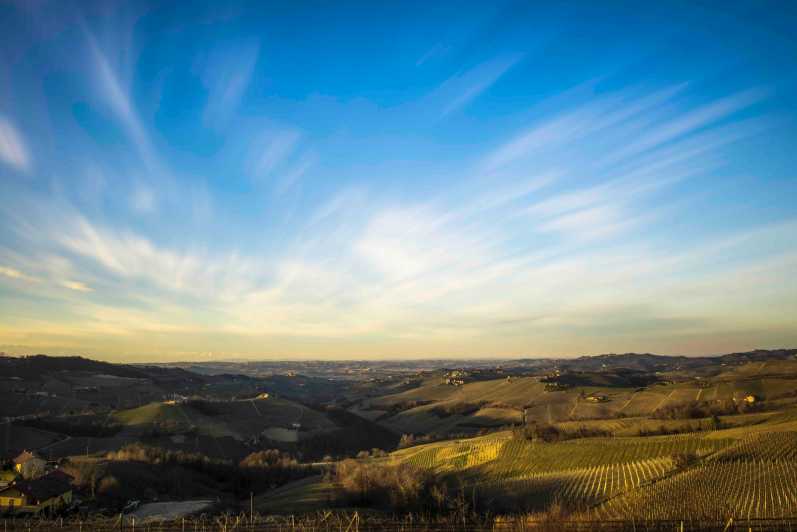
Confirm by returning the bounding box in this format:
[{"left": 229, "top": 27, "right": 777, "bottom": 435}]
[{"left": 1, "top": 1, "right": 796, "bottom": 362}]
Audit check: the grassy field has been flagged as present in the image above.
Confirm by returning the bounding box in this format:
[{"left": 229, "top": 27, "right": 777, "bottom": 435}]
[
  {"left": 112, "top": 397, "right": 336, "bottom": 441},
  {"left": 254, "top": 475, "right": 338, "bottom": 513}
]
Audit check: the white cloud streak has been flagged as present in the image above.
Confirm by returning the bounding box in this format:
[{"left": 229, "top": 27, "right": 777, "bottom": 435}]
[
  {"left": 200, "top": 41, "right": 260, "bottom": 128},
  {"left": 0, "top": 266, "right": 38, "bottom": 283},
  {"left": 253, "top": 129, "right": 302, "bottom": 182},
  {"left": 0, "top": 116, "right": 30, "bottom": 172},
  {"left": 438, "top": 55, "right": 523, "bottom": 116},
  {"left": 61, "top": 280, "right": 93, "bottom": 292}
]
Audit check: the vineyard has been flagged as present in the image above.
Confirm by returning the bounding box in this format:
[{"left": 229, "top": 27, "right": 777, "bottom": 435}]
[
  {"left": 387, "top": 418, "right": 797, "bottom": 520},
  {"left": 479, "top": 457, "right": 675, "bottom": 511},
  {"left": 595, "top": 457, "right": 797, "bottom": 519},
  {"left": 395, "top": 431, "right": 735, "bottom": 477}
]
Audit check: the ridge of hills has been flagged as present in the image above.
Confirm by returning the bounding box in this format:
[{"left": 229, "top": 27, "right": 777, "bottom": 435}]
[{"left": 2, "top": 349, "right": 797, "bottom": 522}]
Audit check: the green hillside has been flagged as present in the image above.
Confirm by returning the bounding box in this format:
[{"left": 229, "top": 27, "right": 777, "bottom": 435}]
[{"left": 112, "top": 397, "right": 336, "bottom": 441}]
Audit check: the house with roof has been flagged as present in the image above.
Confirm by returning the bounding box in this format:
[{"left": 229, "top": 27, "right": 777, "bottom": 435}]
[
  {"left": 585, "top": 393, "right": 609, "bottom": 403},
  {"left": 0, "top": 470, "right": 73, "bottom": 514},
  {"left": 13, "top": 451, "right": 46, "bottom": 479},
  {"left": 743, "top": 394, "right": 758, "bottom": 405}
]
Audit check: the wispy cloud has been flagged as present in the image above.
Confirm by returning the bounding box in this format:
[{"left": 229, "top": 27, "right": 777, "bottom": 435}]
[
  {"left": 0, "top": 116, "right": 30, "bottom": 172},
  {"left": 433, "top": 54, "right": 523, "bottom": 117},
  {"left": 276, "top": 153, "right": 315, "bottom": 194},
  {"left": 252, "top": 129, "right": 302, "bottom": 182},
  {"left": 60, "top": 280, "right": 93, "bottom": 292},
  {"left": 82, "top": 25, "right": 165, "bottom": 178},
  {"left": 85, "top": 33, "right": 149, "bottom": 164},
  {"left": 416, "top": 43, "right": 452, "bottom": 66},
  {"left": 0, "top": 266, "right": 38, "bottom": 283},
  {"left": 480, "top": 85, "right": 692, "bottom": 172},
  {"left": 57, "top": 216, "right": 262, "bottom": 299},
  {"left": 603, "top": 88, "right": 768, "bottom": 164},
  {"left": 200, "top": 40, "right": 260, "bottom": 129}
]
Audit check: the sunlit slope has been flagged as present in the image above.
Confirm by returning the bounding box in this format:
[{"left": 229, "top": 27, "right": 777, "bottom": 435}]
[
  {"left": 593, "top": 431, "right": 797, "bottom": 520},
  {"left": 361, "top": 363, "right": 797, "bottom": 436},
  {"left": 392, "top": 431, "right": 733, "bottom": 477},
  {"left": 254, "top": 475, "right": 337, "bottom": 513},
  {"left": 113, "top": 397, "right": 335, "bottom": 440},
  {"left": 387, "top": 412, "right": 797, "bottom": 514}
]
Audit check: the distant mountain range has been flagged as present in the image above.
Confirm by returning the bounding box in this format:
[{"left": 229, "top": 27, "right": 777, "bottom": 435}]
[{"left": 3, "top": 348, "right": 796, "bottom": 379}]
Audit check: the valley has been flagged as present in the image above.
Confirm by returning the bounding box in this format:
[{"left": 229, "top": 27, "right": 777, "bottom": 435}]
[{"left": 1, "top": 350, "right": 796, "bottom": 529}]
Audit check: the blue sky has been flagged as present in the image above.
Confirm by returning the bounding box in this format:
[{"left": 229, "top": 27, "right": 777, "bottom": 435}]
[{"left": 1, "top": 1, "right": 796, "bottom": 361}]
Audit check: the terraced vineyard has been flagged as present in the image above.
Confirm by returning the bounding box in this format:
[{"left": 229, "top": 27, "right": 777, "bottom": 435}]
[
  {"left": 709, "top": 431, "right": 797, "bottom": 461},
  {"left": 584, "top": 430, "right": 797, "bottom": 520},
  {"left": 398, "top": 432, "right": 732, "bottom": 471},
  {"left": 485, "top": 433, "right": 733, "bottom": 479},
  {"left": 391, "top": 430, "right": 747, "bottom": 512},
  {"left": 480, "top": 457, "right": 675, "bottom": 511},
  {"left": 595, "top": 456, "right": 797, "bottom": 519},
  {"left": 386, "top": 415, "right": 797, "bottom": 520}
]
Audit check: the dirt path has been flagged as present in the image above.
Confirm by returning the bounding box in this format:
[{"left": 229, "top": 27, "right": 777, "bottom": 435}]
[
  {"left": 568, "top": 400, "right": 579, "bottom": 419},
  {"left": 618, "top": 392, "right": 637, "bottom": 414},
  {"left": 653, "top": 390, "right": 676, "bottom": 411}
]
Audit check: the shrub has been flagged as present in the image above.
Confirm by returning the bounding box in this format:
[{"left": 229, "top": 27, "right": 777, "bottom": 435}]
[
  {"left": 334, "top": 460, "right": 438, "bottom": 511},
  {"left": 398, "top": 434, "right": 416, "bottom": 448},
  {"left": 672, "top": 452, "right": 698, "bottom": 469},
  {"left": 239, "top": 449, "right": 297, "bottom": 468},
  {"left": 513, "top": 423, "right": 611, "bottom": 442},
  {"left": 430, "top": 401, "right": 488, "bottom": 418},
  {"left": 100, "top": 443, "right": 310, "bottom": 500},
  {"left": 653, "top": 400, "right": 738, "bottom": 420}
]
